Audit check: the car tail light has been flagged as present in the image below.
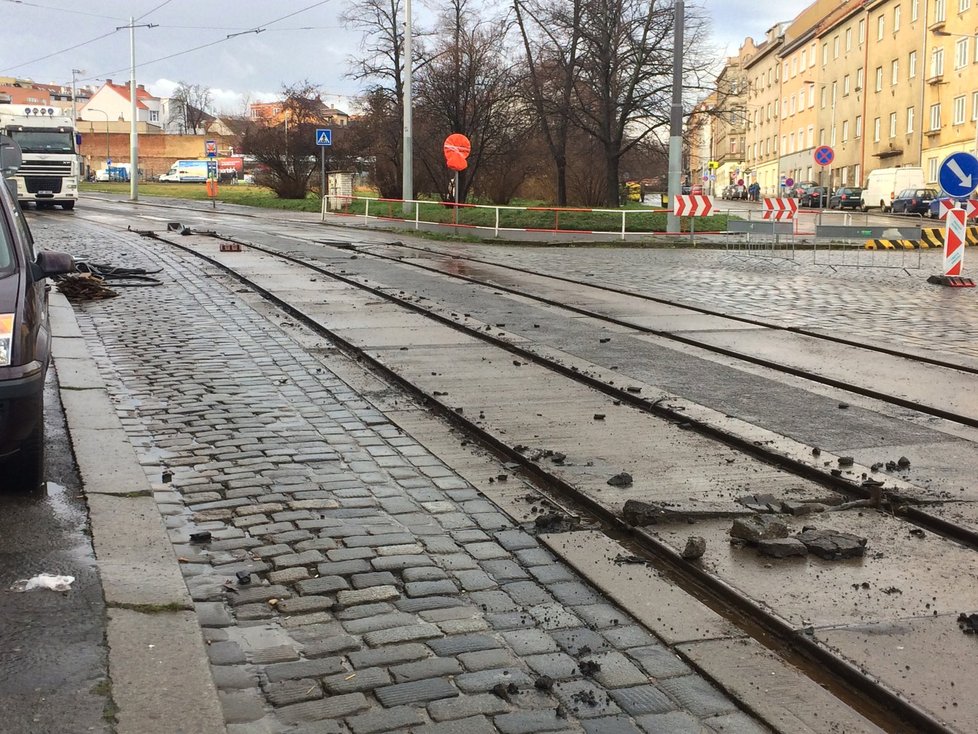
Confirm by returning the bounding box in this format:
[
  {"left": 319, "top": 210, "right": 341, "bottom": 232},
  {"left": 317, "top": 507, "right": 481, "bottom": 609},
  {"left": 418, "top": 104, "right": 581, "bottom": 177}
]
[
  {"left": 911, "top": 199, "right": 917, "bottom": 205},
  {"left": 0, "top": 313, "right": 12, "bottom": 367},
  {"left": 841, "top": 194, "right": 847, "bottom": 200}
]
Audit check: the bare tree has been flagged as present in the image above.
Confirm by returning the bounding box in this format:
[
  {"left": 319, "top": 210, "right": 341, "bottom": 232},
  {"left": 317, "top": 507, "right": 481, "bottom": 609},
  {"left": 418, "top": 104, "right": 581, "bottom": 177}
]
[{"left": 169, "top": 81, "right": 212, "bottom": 134}]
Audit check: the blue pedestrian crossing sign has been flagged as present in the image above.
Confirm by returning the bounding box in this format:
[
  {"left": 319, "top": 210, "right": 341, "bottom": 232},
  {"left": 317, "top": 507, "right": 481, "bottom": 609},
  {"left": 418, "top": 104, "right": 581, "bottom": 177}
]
[
  {"left": 316, "top": 128, "right": 332, "bottom": 147},
  {"left": 938, "top": 151, "right": 978, "bottom": 198}
]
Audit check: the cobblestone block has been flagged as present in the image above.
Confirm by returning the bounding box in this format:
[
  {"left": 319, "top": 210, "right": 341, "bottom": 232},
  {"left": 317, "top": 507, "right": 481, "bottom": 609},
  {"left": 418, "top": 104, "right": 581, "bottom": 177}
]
[
  {"left": 493, "top": 529, "right": 538, "bottom": 551},
  {"left": 328, "top": 547, "right": 375, "bottom": 561},
  {"left": 427, "top": 633, "right": 502, "bottom": 657},
  {"left": 337, "top": 585, "right": 400, "bottom": 607},
  {"left": 626, "top": 646, "right": 691, "bottom": 679},
  {"left": 196, "top": 601, "right": 234, "bottom": 627},
  {"left": 371, "top": 554, "right": 436, "bottom": 572},
  {"left": 454, "top": 570, "right": 498, "bottom": 592},
  {"left": 420, "top": 606, "right": 479, "bottom": 623},
  {"left": 249, "top": 521, "right": 295, "bottom": 536},
  {"left": 528, "top": 564, "right": 577, "bottom": 584},
  {"left": 273, "top": 550, "right": 325, "bottom": 569},
  {"left": 657, "top": 675, "right": 736, "bottom": 717},
  {"left": 207, "top": 640, "right": 246, "bottom": 665},
  {"left": 219, "top": 689, "right": 266, "bottom": 724},
  {"left": 323, "top": 666, "right": 391, "bottom": 694},
  {"left": 554, "top": 679, "right": 623, "bottom": 719},
  {"left": 389, "top": 654, "right": 463, "bottom": 683},
  {"left": 336, "top": 602, "right": 396, "bottom": 621},
  {"left": 268, "top": 567, "right": 311, "bottom": 585},
  {"left": 252, "top": 544, "right": 292, "bottom": 559},
  {"left": 439, "top": 553, "right": 480, "bottom": 571},
  {"left": 502, "top": 581, "right": 552, "bottom": 606},
  {"left": 317, "top": 559, "right": 372, "bottom": 576},
  {"left": 581, "top": 716, "right": 645, "bottom": 734},
  {"left": 347, "top": 704, "right": 426, "bottom": 734},
  {"left": 602, "top": 626, "right": 657, "bottom": 650},
  {"left": 301, "top": 634, "right": 360, "bottom": 658},
  {"left": 502, "top": 628, "right": 559, "bottom": 655},
  {"left": 523, "top": 652, "right": 581, "bottom": 680},
  {"left": 294, "top": 537, "right": 339, "bottom": 552},
  {"left": 277, "top": 595, "right": 334, "bottom": 615},
  {"left": 609, "top": 685, "right": 677, "bottom": 716},
  {"left": 452, "top": 529, "right": 490, "bottom": 544},
  {"left": 278, "top": 692, "right": 369, "bottom": 723},
  {"left": 349, "top": 642, "right": 430, "bottom": 669},
  {"left": 396, "top": 596, "right": 466, "bottom": 613},
  {"left": 485, "top": 612, "right": 536, "bottom": 630},
  {"left": 377, "top": 543, "right": 426, "bottom": 556},
  {"left": 235, "top": 603, "right": 275, "bottom": 621},
  {"left": 403, "top": 566, "right": 450, "bottom": 582},
  {"left": 436, "top": 617, "right": 488, "bottom": 635},
  {"left": 264, "top": 678, "right": 323, "bottom": 706},
  {"left": 363, "top": 623, "right": 443, "bottom": 648},
  {"left": 237, "top": 502, "right": 287, "bottom": 516},
  {"left": 587, "top": 651, "right": 650, "bottom": 688},
  {"left": 296, "top": 575, "right": 349, "bottom": 595},
  {"left": 210, "top": 665, "right": 258, "bottom": 690},
  {"left": 481, "top": 559, "right": 530, "bottom": 581},
  {"left": 463, "top": 541, "right": 509, "bottom": 560},
  {"left": 457, "top": 648, "right": 518, "bottom": 672},
  {"left": 467, "top": 590, "right": 518, "bottom": 614},
  {"left": 494, "top": 709, "right": 574, "bottom": 734},
  {"left": 528, "top": 604, "right": 582, "bottom": 630},
  {"left": 574, "top": 605, "right": 626, "bottom": 630},
  {"left": 633, "top": 711, "right": 704, "bottom": 734},
  {"left": 250, "top": 645, "right": 300, "bottom": 665},
  {"left": 454, "top": 667, "right": 532, "bottom": 694},
  {"left": 422, "top": 537, "right": 462, "bottom": 554},
  {"left": 375, "top": 677, "right": 459, "bottom": 707},
  {"left": 343, "top": 612, "right": 418, "bottom": 635},
  {"left": 412, "top": 715, "right": 497, "bottom": 734},
  {"left": 549, "top": 581, "right": 603, "bottom": 607},
  {"left": 264, "top": 657, "right": 346, "bottom": 683},
  {"left": 351, "top": 571, "right": 398, "bottom": 589},
  {"left": 428, "top": 692, "right": 513, "bottom": 721},
  {"left": 405, "top": 579, "right": 459, "bottom": 597},
  {"left": 345, "top": 533, "right": 416, "bottom": 548}
]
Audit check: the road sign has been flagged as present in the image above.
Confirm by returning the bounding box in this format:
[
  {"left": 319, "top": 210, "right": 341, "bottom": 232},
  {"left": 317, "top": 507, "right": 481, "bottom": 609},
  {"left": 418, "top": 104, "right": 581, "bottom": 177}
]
[
  {"left": 938, "top": 152, "right": 978, "bottom": 198},
  {"left": 814, "top": 145, "right": 835, "bottom": 167},
  {"left": 106, "top": 158, "right": 111, "bottom": 166},
  {"left": 443, "top": 133, "right": 471, "bottom": 172},
  {"left": 207, "top": 159, "right": 218, "bottom": 179},
  {"left": 785, "top": 177, "right": 794, "bottom": 188},
  {"left": 944, "top": 207, "right": 967, "bottom": 276},
  {"left": 673, "top": 195, "right": 714, "bottom": 217},
  {"left": 205, "top": 139, "right": 217, "bottom": 157},
  {"left": 737, "top": 178, "right": 744, "bottom": 186},
  {"left": 762, "top": 197, "right": 799, "bottom": 220},
  {"left": 316, "top": 129, "right": 333, "bottom": 146},
  {"left": 938, "top": 199, "right": 978, "bottom": 219}
]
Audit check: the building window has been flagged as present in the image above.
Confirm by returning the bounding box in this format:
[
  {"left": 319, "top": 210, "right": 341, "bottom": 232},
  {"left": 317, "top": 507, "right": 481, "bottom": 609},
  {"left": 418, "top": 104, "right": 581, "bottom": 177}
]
[
  {"left": 891, "top": 59, "right": 899, "bottom": 84},
  {"left": 855, "top": 115, "right": 862, "bottom": 138},
  {"left": 858, "top": 18, "right": 866, "bottom": 43},
  {"left": 928, "top": 157, "right": 939, "bottom": 182},
  {"left": 875, "top": 66, "right": 884, "bottom": 91},
  {"left": 819, "top": 128, "right": 826, "bottom": 145},
  {"left": 935, "top": 0, "right": 946, "bottom": 22},
  {"left": 889, "top": 112, "right": 897, "bottom": 137},
  {"left": 907, "top": 106, "right": 915, "bottom": 133},
  {"left": 807, "top": 125, "right": 814, "bottom": 146},
  {"left": 856, "top": 67, "right": 864, "bottom": 90},
  {"left": 842, "top": 119, "right": 850, "bottom": 142},
  {"left": 956, "top": 38, "right": 969, "bottom": 68},
  {"left": 834, "top": 35, "right": 840, "bottom": 58},
  {"left": 150, "top": 110, "right": 158, "bottom": 122},
  {"left": 912, "top": 0, "right": 919, "bottom": 21},
  {"left": 846, "top": 28, "right": 852, "bottom": 51},
  {"left": 973, "top": 91, "right": 978, "bottom": 120},
  {"left": 854, "top": 164, "right": 861, "bottom": 187},
  {"left": 894, "top": 6, "right": 901, "bottom": 31},
  {"left": 809, "top": 84, "right": 816, "bottom": 106},
  {"left": 877, "top": 15, "right": 885, "bottom": 40},
  {"left": 822, "top": 43, "right": 829, "bottom": 65},
  {"left": 831, "top": 123, "right": 837, "bottom": 146},
  {"left": 842, "top": 168, "right": 849, "bottom": 185},
  {"left": 801, "top": 49, "right": 807, "bottom": 67},
  {"left": 931, "top": 48, "right": 944, "bottom": 77},
  {"left": 930, "top": 103, "right": 941, "bottom": 130},
  {"left": 788, "top": 133, "right": 794, "bottom": 153},
  {"left": 874, "top": 117, "right": 881, "bottom": 141},
  {"left": 960, "top": 0, "right": 971, "bottom": 11},
  {"left": 909, "top": 50, "right": 917, "bottom": 78},
  {"left": 844, "top": 74, "right": 851, "bottom": 95},
  {"left": 954, "top": 95, "right": 966, "bottom": 124},
  {"left": 820, "top": 87, "right": 827, "bottom": 108}
]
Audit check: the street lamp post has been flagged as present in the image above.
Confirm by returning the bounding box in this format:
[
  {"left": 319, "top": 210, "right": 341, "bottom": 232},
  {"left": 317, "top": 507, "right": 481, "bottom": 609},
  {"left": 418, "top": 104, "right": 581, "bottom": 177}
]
[
  {"left": 71, "top": 68, "right": 83, "bottom": 123},
  {"left": 402, "top": 0, "right": 414, "bottom": 214},
  {"left": 667, "top": 0, "right": 685, "bottom": 234},
  {"left": 88, "top": 108, "right": 110, "bottom": 172}
]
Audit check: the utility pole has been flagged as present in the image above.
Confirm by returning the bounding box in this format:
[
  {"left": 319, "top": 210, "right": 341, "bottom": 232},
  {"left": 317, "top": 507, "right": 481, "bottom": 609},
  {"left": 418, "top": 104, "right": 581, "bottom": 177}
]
[
  {"left": 71, "top": 68, "right": 83, "bottom": 123},
  {"left": 667, "top": 1, "right": 684, "bottom": 234},
  {"left": 402, "top": 0, "right": 413, "bottom": 214},
  {"left": 117, "top": 17, "right": 156, "bottom": 201}
]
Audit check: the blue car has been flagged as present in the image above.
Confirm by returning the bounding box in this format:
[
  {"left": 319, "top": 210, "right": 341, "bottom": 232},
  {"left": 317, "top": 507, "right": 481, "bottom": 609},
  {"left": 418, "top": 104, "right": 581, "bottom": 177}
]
[{"left": 928, "top": 196, "right": 971, "bottom": 219}]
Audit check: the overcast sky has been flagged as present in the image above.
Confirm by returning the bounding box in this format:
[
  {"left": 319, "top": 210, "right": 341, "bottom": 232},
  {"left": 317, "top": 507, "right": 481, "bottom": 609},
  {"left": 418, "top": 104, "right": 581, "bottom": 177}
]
[{"left": 0, "top": 0, "right": 813, "bottom": 113}]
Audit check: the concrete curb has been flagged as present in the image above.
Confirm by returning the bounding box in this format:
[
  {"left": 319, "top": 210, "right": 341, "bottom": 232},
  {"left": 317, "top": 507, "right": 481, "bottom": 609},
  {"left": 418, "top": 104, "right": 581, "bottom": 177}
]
[{"left": 49, "top": 292, "right": 226, "bottom": 734}]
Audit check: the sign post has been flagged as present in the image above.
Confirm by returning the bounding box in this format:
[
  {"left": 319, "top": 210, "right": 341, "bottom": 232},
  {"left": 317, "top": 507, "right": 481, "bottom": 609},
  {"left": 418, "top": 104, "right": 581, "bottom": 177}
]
[
  {"left": 928, "top": 153, "right": 978, "bottom": 286},
  {"left": 443, "top": 133, "right": 471, "bottom": 226},
  {"left": 316, "top": 128, "right": 332, "bottom": 204},
  {"left": 205, "top": 139, "right": 218, "bottom": 208},
  {"left": 813, "top": 146, "right": 834, "bottom": 208}
]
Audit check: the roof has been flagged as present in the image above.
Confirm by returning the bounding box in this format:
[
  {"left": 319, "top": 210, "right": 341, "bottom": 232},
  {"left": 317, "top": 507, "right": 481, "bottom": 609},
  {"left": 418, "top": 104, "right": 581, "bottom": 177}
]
[{"left": 100, "top": 80, "right": 157, "bottom": 110}]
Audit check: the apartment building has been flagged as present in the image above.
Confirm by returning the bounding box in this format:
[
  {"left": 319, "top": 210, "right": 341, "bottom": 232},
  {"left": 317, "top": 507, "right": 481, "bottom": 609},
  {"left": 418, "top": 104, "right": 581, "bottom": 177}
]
[
  {"left": 702, "top": 0, "right": 978, "bottom": 194},
  {"left": 712, "top": 39, "right": 756, "bottom": 190}
]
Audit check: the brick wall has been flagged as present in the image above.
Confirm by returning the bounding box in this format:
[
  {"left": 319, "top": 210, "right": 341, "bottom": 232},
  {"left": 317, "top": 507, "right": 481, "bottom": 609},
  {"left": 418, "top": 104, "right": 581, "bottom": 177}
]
[{"left": 78, "top": 132, "right": 238, "bottom": 178}]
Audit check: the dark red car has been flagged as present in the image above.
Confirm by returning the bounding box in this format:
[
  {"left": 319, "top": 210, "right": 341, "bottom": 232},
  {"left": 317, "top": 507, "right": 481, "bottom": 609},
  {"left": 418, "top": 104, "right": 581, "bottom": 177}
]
[{"left": 0, "top": 178, "right": 74, "bottom": 490}]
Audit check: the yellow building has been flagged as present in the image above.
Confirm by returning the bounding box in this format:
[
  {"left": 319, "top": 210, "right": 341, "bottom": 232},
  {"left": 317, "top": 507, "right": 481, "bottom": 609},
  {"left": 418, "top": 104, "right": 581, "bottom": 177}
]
[
  {"left": 745, "top": 24, "right": 788, "bottom": 195},
  {"left": 920, "top": 1, "right": 978, "bottom": 185},
  {"left": 713, "top": 39, "right": 756, "bottom": 191}
]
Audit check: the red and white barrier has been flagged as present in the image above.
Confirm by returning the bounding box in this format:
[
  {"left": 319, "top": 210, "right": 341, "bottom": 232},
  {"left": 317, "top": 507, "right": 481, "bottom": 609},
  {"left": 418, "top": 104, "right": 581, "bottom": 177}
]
[
  {"left": 673, "top": 195, "right": 714, "bottom": 217},
  {"left": 944, "top": 208, "right": 967, "bottom": 276},
  {"left": 762, "top": 197, "right": 798, "bottom": 219}
]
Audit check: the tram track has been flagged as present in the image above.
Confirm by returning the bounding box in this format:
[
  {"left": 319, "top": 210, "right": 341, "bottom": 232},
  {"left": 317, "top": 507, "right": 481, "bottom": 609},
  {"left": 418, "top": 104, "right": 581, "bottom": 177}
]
[{"left": 117, "top": 224, "right": 976, "bottom": 734}]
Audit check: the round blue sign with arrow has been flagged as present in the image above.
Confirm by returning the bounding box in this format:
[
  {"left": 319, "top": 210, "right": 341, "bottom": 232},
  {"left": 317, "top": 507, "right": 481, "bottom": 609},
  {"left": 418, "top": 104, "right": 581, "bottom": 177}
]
[
  {"left": 938, "top": 151, "right": 978, "bottom": 198},
  {"left": 814, "top": 145, "right": 834, "bottom": 167}
]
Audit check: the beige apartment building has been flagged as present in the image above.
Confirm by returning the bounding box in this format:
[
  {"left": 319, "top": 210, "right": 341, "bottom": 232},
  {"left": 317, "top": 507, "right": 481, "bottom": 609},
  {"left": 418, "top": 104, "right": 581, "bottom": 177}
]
[
  {"left": 708, "top": 0, "right": 978, "bottom": 197},
  {"left": 712, "top": 40, "right": 756, "bottom": 191}
]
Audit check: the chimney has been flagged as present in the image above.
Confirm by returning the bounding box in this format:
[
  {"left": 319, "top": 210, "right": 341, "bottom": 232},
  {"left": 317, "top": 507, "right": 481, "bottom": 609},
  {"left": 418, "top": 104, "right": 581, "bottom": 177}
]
[
  {"left": 106, "top": 79, "right": 112, "bottom": 85},
  {"left": 137, "top": 84, "right": 145, "bottom": 91}
]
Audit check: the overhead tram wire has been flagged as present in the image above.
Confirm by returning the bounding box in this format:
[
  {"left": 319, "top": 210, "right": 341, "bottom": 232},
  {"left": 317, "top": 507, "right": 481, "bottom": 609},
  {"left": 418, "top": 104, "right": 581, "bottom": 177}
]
[
  {"left": 0, "top": 0, "right": 123, "bottom": 20},
  {"left": 135, "top": 0, "right": 176, "bottom": 21},
  {"left": 0, "top": 28, "right": 123, "bottom": 73}
]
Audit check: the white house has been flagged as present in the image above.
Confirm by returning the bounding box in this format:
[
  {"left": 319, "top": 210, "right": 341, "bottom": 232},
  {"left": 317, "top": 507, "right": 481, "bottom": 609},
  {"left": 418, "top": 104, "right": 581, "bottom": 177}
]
[{"left": 78, "top": 79, "right": 162, "bottom": 128}]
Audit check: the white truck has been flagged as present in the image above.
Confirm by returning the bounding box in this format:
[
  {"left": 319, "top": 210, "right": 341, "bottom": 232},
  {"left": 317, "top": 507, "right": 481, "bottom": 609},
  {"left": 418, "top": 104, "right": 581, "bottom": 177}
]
[
  {"left": 159, "top": 159, "right": 209, "bottom": 182},
  {"left": 0, "top": 105, "right": 79, "bottom": 209},
  {"left": 860, "top": 166, "right": 924, "bottom": 212}
]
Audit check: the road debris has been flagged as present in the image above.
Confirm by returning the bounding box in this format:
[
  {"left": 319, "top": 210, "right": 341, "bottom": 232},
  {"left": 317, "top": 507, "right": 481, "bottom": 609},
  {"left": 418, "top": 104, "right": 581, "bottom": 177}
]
[
  {"left": 794, "top": 528, "right": 867, "bottom": 559},
  {"left": 729, "top": 515, "right": 788, "bottom": 543},
  {"left": 681, "top": 536, "right": 707, "bottom": 560},
  {"left": 757, "top": 538, "right": 808, "bottom": 558},
  {"left": 10, "top": 573, "right": 75, "bottom": 592}
]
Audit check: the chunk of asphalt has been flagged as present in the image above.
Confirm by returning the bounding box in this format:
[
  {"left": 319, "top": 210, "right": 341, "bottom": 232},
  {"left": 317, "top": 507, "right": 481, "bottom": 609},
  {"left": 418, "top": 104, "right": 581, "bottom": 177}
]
[
  {"left": 729, "top": 515, "right": 789, "bottom": 543},
  {"left": 681, "top": 536, "right": 706, "bottom": 560},
  {"left": 757, "top": 538, "right": 808, "bottom": 558},
  {"left": 794, "top": 528, "right": 867, "bottom": 559},
  {"left": 607, "top": 472, "right": 633, "bottom": 488}
]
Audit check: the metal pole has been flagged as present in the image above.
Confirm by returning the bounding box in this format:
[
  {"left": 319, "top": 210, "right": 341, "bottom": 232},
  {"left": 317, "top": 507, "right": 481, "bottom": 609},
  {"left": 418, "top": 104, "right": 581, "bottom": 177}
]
[
  {"left": 320, "top": 146, "right": 325, "bottom": 202},
  {"left": 667, "top": 1, "right": 684, "bottom": 234},
  {"left": 454, "top": 170, "right": 459, "bottom": 226},
  {"left": 71, "top": 68, "right": 81, "bottom": 123},
  {"left": 129, "top": 17, "right": 138, "bottom": 201},
  {"left": 402, "top": 0, "right": 414, "bottom": 214}
]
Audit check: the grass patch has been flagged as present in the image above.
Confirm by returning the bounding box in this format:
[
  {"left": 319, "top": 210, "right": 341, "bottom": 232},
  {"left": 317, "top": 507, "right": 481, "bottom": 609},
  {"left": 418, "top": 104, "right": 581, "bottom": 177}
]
[{"left": 81, "top": 182, "right": 322, "bottom": 212}]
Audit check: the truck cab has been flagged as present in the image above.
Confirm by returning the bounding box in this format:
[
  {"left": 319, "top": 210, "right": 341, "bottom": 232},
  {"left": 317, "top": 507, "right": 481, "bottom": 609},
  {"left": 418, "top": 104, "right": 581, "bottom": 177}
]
[{"left": 0, "top": 106, "right": 80, "bottom": 210}]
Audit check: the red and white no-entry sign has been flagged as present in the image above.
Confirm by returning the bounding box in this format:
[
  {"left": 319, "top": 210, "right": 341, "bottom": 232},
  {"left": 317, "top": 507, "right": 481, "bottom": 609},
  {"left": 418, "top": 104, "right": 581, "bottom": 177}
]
[{"left": 673, "top": 195, "right": 714, "bottom": 217}]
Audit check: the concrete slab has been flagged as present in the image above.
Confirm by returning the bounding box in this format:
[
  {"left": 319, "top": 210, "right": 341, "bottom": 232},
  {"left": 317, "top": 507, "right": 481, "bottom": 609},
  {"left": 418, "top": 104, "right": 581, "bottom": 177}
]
[
  {"left": 50, "top": 333, "right": 92, "bottom": 359},
  {"left": 820, "top": 616, "right": 977, "bottom": 733},
  {"left": 48, "top": 294, "right": 85, "bottom": 338},
  {"left": 53, "top": 356, "right": 107, "bottom": 390},
  {"left": 59, "top": 388, "right": 125, "bottom": 430},
  {"left": 627, "top": 314, "right": 767, "bottom": 333},
  {"left": 87, "top": 493, "right": 192, "bottom": 609},
  {"left": 677, "top": 637, "right": 887, "bottom": 734},
  {"left": 107, "top": 608, "right": 226, "bottom": 734},
  {"left": 540, "top": 530, "right": 741, "bottom": 646},
  {"left": 69, "top": 426, "right": 155, "bottom": 495}
]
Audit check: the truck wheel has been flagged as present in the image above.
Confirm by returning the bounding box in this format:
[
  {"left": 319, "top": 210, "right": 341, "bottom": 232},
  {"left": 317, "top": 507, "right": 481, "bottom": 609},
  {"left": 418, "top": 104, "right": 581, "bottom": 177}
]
[{"left": 60, "top": 201, "right": 75, "bottom": 210}]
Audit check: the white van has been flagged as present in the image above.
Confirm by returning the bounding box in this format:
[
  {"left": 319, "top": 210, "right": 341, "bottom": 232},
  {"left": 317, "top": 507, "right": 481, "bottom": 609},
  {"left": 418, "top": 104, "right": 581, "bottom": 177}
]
[{"left": 860, "top": 167, "right": 924, "bottom": 212}]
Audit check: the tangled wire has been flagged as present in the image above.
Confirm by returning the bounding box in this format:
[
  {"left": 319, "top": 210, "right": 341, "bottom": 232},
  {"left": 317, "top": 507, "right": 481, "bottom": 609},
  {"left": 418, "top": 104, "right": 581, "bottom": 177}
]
[{"left": 55, "top": 261, "right": 163, "bottom": 301}]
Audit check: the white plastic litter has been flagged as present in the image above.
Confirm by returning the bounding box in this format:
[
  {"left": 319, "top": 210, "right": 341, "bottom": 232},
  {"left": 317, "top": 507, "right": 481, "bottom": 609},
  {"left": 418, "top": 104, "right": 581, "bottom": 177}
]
[{"left": 10, "top": 573, "right": 75, "bottom": 592}]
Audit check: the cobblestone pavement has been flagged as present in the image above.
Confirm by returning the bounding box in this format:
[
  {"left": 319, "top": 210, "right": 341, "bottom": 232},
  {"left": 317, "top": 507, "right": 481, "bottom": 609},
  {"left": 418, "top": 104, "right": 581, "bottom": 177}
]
[
  {"left": 40, "top": 218, "right": 772, "bottom": 734},
  {"left": 438, "top": 245, "right": 978, "bottom": 361}
]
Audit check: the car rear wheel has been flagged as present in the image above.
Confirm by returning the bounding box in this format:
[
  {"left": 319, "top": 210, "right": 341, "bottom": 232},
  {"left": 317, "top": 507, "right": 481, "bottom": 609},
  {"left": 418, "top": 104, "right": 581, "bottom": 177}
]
[{"left": 3, "top": 395, "right": 45, "bottom": 493}]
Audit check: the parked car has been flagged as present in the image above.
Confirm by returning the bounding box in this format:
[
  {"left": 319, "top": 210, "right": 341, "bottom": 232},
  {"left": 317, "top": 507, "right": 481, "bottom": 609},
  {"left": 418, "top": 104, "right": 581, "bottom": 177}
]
[
  {"left": 791, "top": 181, "right": 819, "bottom": 198},
  {"left": 928, "top": 196, "right": 971, "bottom": 219},
  {"left": 0, "top": 177, "right": 74, "bottom": 491},
  {"left": 861, "top": 167, "right": 924, "bottom": 212},
  {"left": 690, "top": 184, "right": 704, "bottom": 195},
  {"left": 890, "top": 187, "right": 938, "bottom": 215},
  {"left": 828, "top": 187, "right": 863, "bottom": 210},
  {"left": 731, "top": 184, "right": 748, "bottom": 200},
  {"left": 799, "top": 186, "right": 829, "bottom": 208}
]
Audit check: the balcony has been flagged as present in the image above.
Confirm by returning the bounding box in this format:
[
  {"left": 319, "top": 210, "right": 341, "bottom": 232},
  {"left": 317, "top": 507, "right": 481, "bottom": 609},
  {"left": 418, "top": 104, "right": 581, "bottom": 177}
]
[{"left": 926, "top": 74, "right": 945, "bottom": 85}]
